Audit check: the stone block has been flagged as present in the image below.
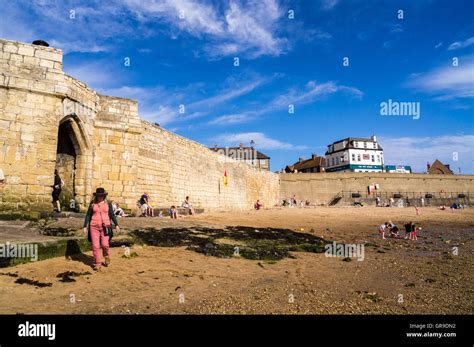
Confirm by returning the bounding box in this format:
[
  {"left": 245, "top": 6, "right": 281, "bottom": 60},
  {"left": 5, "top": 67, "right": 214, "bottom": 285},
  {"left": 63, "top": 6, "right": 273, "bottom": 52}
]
[
  {"left": 18, "top": 46, "right": 35, "bottom": 57},
  {"left": 34, "top": 49, "right": 62, "bottom": 62}
]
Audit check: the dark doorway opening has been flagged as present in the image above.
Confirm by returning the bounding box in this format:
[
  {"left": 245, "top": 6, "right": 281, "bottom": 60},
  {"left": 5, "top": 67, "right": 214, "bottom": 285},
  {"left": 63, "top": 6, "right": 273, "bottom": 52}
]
[{"left": 55, "top": 122, "right": 77, "bottom": 210}]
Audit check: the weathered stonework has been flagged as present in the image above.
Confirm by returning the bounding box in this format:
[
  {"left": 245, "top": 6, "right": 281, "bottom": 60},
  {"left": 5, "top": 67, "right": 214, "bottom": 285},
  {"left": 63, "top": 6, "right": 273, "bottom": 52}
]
[{"left": 0, "top": 39, "right": 280, "bottom": 216}]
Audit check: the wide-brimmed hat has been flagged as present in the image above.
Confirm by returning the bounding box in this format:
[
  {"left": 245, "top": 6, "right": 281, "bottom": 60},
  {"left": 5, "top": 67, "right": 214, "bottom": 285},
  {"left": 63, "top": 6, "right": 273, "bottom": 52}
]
[{"left": 93, "top": 187, "right": 108, "bottom": 196}]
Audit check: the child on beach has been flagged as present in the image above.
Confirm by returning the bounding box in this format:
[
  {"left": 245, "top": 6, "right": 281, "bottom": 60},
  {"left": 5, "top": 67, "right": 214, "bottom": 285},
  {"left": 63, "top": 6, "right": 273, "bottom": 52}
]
[
  {"left": 386, "top": 221, "right": 399, "bottom": 238},
  {"left": 390, "top": 224, "right": 400, "bottom": 238},
  {"left": 170, "top": 205, "right": 177, "bottom": 219},
  {"left": 404, "top": 222, "right": 413, "bottom": 239},
  {"left": 411, "top": 225, "right": 420, "bottom": 241},
  {"left": 378, "top": 222, "right": 388, "bottom": 239},
  {"left": 409, "top": 223, "right": 418, "bottom": 241}
]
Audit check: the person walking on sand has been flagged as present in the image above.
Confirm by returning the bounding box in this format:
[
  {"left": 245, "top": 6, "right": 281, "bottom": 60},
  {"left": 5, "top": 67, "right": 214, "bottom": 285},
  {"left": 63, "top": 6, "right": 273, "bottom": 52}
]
[{"left": 83, "top": 188, "right": 120, "bottom": 271}]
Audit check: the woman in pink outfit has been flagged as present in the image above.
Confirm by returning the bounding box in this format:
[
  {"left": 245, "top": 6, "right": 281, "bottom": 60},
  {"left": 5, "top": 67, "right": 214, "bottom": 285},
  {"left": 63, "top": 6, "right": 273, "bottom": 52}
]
[{"left": 83, "top": 188, "right": 120, "bottom": 271}]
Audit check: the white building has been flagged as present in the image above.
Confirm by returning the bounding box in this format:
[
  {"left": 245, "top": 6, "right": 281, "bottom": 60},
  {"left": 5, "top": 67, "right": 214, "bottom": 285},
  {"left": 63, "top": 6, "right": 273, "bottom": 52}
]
[{"left": 325, "top": 135, "right": 384, "bottom": 172}]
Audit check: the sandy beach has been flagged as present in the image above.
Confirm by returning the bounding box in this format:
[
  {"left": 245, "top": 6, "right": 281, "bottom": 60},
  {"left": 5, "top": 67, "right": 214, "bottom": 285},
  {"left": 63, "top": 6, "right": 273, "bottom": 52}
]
[{"left": 0, "top": 206, "right": 472, "bottom": 314}]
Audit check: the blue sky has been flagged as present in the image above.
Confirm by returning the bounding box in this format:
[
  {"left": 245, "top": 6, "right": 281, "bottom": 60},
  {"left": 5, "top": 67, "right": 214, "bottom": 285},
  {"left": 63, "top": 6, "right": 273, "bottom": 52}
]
[{"left": 1, "top": 0, "right": 473, "bottom": 172}]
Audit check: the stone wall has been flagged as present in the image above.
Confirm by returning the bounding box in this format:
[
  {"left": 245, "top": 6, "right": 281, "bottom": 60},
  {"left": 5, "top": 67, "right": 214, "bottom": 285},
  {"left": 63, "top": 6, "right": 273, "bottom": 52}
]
[
  {"left": 0, "top": 38, "right": 279, "bottom": 217},
  {"left": 137, "top": 121, "right": 280, "bottom": 210},
  {"left": 280, "top": 172, "right": 474, "bottom": 204}
]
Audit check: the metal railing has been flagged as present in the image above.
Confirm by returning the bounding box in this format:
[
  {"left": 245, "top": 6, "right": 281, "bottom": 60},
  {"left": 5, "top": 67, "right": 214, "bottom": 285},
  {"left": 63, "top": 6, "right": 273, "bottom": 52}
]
[{"left": 337, "top": 191, "right": 472, "bottom": 199}]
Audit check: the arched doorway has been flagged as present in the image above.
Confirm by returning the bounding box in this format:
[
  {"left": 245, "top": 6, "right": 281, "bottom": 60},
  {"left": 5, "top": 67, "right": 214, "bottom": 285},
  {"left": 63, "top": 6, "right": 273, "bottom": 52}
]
[
  {"left": 55, "top": 113, "right": 92, "bottom": 211},
  {"left": 55, "top": 121, "right": 77, "bottom": 209}
]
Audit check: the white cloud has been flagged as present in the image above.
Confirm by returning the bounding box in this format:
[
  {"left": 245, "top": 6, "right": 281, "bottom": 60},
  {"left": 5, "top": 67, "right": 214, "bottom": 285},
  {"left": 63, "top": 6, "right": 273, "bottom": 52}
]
[
  {"left": 321, "top": 0, "right": 339, "bottom": 10},
  {"left": 208, "top": 80, "right": 363, "bottom": 125},
  {"left": 448, "top": 36, "right": 474, "bottom": 50},
  {"left": 124, "top": 0, "right": 288, "bottom": 58},
  {"left": 406, "top": 57, "right": 474, "bottom": 100},
  {"left": 125, "top": 0, "right": 225, "bottom": 35},
  {"left": 380, "top": 135, "right": 474, "bottom": 173},
  {"left": 208, "top": 113, "right": 254, "bottom": 125},
  {"left": 49, "top": 39, "right": 109, "bottom": 54},
  {"left": 96, "top": 74, "right": 271, "bottom": 126},
  {"left": 212, "top": 132, "right": 307, "bottom": 150},
  {"left": 189, "top": 77, "right": 269, "bottom": 109}
]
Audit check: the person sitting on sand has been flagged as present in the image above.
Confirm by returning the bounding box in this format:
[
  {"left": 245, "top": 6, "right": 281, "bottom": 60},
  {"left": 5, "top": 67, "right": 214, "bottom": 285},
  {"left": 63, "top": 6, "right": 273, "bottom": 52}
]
[
  {"left": 182, "top": 196, "right": 195, "bottom": 215},
  {"left": 114, "top": 203, "right": 127, "bottom": 217},
  {"left": 450, "top": 202, "right": 458, "bottom": 210},
  {"left": 138, "top": 192, "right": 154, "bottom": 217},
  {"left": 169, "top": 205, "right": 177, "bottom": 219},
  {"left": 439, "top": 205, "right": 446, "bottom": 210},
  {"left": 291, "top": 195, "right": 297, "bottom": 206},
  {"left": 378, "top": 222, "right": 388, "bottom": 239},
  {"left": 254, "top": 200, "right": 263, "bottom": 210}
]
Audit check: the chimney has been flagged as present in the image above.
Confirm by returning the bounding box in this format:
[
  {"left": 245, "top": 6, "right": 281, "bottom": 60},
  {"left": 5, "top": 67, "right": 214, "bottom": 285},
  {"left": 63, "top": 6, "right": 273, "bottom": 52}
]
[
  {"left": 239, "top": 143, "right": 244, "bottom": 149},
  {"left": 311, "top": 154, "right": 317, "bottom": 160},
  {"left": 32, "top": 40, "right": 49, "bottom": 47},
  {"left": 371, "top": 135, "right": 377, "bottom": 142},
  {"left": 299, "top": 157, "right": 304, "bottom": 163}
]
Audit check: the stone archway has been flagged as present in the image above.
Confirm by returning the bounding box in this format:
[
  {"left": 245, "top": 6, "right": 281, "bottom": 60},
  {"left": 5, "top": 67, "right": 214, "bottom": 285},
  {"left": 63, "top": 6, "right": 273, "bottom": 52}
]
[{"left": 56, "top": 102, "right": 93, "bottom": 211}]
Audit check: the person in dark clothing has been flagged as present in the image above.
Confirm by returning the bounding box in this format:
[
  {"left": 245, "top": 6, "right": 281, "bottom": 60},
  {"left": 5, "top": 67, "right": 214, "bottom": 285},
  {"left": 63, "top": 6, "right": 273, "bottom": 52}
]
[
  {"left": 404, "top": 222, "right": 413, "bottom": 239},
  {"left": 52, "top": 169, "right": 64, "bottom": 212}
]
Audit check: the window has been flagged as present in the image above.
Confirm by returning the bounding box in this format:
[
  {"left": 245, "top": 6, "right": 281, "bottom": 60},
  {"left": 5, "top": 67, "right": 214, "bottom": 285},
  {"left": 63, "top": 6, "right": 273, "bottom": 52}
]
[
  {"left": 364, "top": 142, "right": 367, "bottom": 148},
  {"left": 351, "top": 154, "right": 355, "bottom": 162},
  {"left": 331, "top": 157, "right": 335, "bottom": 166},
  {"left": 373, "top": 142, "right": 377, "bottom": 148},
  {"left": 377, "top": 155, "right": 380, "bottom": 163},
  {"left": 354, "top": 141, "right": 358, "bottom": 147},
  {"left": 371, "top": 155, "right": 375, "bottom": 162},
  {"left": 357, "top": 154, "right": 361, "bottom": 161}
]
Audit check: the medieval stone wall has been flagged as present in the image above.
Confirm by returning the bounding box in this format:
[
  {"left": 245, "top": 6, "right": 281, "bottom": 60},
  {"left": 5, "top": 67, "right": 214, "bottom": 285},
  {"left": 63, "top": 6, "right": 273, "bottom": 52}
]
[
  {"left": 280, "top": 172, "right": 474, "bottom": 204},
  {"left": 0, "top": 38, "right": 279, "bottom": 218},
  {"left": 137, "top": 122, "right": 280, "bottom": 210}
]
